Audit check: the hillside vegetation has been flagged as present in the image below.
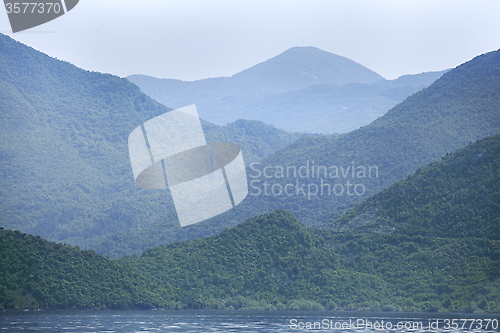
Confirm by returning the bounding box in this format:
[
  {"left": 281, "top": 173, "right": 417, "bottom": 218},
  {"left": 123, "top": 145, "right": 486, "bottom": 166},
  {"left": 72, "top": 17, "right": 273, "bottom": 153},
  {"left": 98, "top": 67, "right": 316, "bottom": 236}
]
[
  {"left": 218, "top": 48, "right": 500, "bottom": 227},
  {"left": 1, "top": 33, "right": 499, "bottom": 260},
  {"left": 0, "top": 228, "right": 171, "bottom": 310},
  {"left": 121, "top": 136, "right": 499, "bottom": 312},
  {"left": 328, "top": 134, "right": 500, "bottom": 239},
  {"left": 97, "top": 48, "right": 500, "bottom": 257},
  {"left": 2, "top": 136, "right": 499, "bottom": 312},
  {"left": 0, "top": 33, "right": 305, "bottom": 250}
]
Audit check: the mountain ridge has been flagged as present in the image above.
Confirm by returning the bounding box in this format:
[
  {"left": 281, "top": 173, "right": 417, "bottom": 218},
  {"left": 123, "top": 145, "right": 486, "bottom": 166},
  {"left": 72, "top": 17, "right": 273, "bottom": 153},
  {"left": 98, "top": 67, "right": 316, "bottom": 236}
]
[
  {"left": 128, "top": 46, "right": 447, "bottom": 133},
  {"left": 95, "top": 48, "right": 500, "bottom": 257},
  {"left": 124, "top": 135, "right": 500, "bottom": 312},
  {"left": 0, "top": 33, "right": 306, "bottom": 249},
  {"left": 1, "top": 135, "right": 499, "bottom": 312},
  {"left": 325, "top": 134, "right": 500, "bottom": 239}
]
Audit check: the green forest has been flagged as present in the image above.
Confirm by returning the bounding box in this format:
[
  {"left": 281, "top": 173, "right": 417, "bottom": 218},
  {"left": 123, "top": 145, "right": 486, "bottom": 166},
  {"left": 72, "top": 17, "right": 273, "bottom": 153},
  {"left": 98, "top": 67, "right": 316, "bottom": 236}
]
[
  {"left": 1, "top": 135, "right": 499, "bottom": 312},
  {"left": 0, "top": 228, "right": 171, "bottom": 309}
]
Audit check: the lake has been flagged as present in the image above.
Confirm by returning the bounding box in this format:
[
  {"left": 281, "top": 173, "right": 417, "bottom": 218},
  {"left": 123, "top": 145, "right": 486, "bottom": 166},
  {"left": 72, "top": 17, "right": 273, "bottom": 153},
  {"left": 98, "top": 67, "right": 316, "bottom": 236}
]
[{"left": 0, "top": 310, "right": 498, "bottom": 332}]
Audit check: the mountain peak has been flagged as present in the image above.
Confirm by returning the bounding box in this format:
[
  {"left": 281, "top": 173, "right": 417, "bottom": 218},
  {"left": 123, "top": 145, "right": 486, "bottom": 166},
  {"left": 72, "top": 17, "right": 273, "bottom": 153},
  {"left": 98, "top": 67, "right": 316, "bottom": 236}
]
[{"left": 231, "top": 46, "right": 384, "bottom": 92}]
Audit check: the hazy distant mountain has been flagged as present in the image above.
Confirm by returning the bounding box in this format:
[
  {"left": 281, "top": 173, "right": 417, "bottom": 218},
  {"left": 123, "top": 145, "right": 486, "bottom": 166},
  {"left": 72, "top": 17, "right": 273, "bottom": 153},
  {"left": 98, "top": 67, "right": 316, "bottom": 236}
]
[
  {"left": 223, "top": 71, "right": 448, "bottom": 133},
  {"left": 128, "top": 47, "right": 446, "bottom": 133},
  {"left": 230, "top": 46, "right": 384, "bottom": 91}
]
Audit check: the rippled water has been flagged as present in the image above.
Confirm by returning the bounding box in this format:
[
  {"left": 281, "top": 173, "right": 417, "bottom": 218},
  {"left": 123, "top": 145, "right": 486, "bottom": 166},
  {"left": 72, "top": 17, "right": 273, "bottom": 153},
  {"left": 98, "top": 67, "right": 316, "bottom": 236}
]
[{"left": 0, "top": 310, "right": 498, "bottom": 332}]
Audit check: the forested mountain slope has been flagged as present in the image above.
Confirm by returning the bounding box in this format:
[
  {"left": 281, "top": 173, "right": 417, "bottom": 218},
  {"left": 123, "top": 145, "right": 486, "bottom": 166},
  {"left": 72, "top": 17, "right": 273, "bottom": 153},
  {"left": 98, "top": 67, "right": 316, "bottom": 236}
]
[
  {"left": 327, "top": 134, "right": 500, "bottom": 238},
  {"left": 0, "top": 33, "right": 304, "bottom": 249},
  {"left": 2, "top": 136, "right": 499, "bottom": 312},
  {"left": 96, "top": 48, "right": 500, "bottom": 257},
  {"left": 0, "top": 228, "right": 171, "bottom": 310},
  {"left": 121, "top": 136, "right": 499, "bottom": 312},
  {"left": 224, "top": 47, "right": 500, "bottom": 227}
]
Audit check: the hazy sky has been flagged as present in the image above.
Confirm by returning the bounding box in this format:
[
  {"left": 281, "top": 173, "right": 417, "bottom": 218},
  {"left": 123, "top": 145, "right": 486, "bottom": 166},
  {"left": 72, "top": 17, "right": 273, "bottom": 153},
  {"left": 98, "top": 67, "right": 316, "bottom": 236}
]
[{"left": 1, "top": 0, "right": 499, "bottom": 81}]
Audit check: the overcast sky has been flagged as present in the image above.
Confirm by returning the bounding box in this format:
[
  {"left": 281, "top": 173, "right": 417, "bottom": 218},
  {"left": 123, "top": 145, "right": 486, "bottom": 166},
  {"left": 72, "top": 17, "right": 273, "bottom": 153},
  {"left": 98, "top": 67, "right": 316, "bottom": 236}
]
[{"left": 1, "top": 0, "right": 499, "bottom": 81}]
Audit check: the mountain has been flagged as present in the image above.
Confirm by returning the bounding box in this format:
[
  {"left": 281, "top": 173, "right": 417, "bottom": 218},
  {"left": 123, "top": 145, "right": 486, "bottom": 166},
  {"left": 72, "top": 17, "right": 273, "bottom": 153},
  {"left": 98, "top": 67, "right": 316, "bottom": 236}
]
[
  {"left": 230, "top": 46, "right": 384, "bottom": 91},
  {"left": 326, "top": 134, "right": 500, "bottom": 238},
  {"left": 221, "top": 70, "right": 448, "bottom": 133},
  {"left": 122, "top": 136, "right": 500, "bottom": 312},
  {"left": 231, "top": 47, "right": 500, "bottom": 224},
  {"left": 0, "top": 33, "right": 305, "bottom": 249},
  {"left": 129, "top": 46, "right": 384, "bottom": 97},
  {"left": 0, "top": 227, "right": 171, "bottom": 309},
  {"left": 2, "top": 31, "right": 499, "bottom": 261},
  {"left": 2, "top": 136, "right": 499, "bottom": 312},
  {"left": 96, "top": 48, "right": 500, "bottom": 258},
  {"left": 123, "top": 210, "right": 393, "bottom": 310},
  {"left": 123, "top": 132, "right": 500, "bottom": 313},
  {"left": 128, "top": 47, "right": 446, "bottom": 133}
]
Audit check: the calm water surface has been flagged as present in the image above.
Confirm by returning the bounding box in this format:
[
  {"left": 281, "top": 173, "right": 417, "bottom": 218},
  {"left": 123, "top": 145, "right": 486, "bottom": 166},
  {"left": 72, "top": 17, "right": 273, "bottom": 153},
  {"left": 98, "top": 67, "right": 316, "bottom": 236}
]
[{"left": 0, "top": 310, "right": 498, "bottom": 332}]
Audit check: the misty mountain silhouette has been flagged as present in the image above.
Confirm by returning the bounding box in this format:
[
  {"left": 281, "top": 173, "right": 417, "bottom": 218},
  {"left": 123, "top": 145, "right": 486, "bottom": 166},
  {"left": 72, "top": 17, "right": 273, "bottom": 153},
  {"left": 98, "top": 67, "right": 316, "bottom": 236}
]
[{"left": 128, "top": 47, "right": 445, "bottom": 133}]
